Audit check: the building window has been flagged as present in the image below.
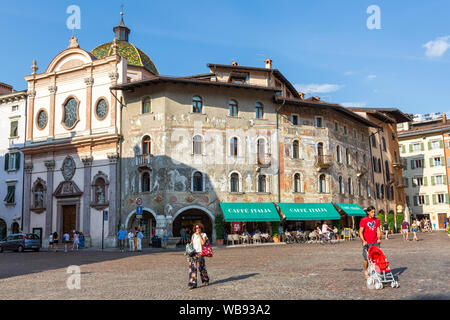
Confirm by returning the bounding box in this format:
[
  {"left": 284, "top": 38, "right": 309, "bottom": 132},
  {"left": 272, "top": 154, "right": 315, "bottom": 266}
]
[
  {"left": 255, "top": 102, "right": 264, "bottom": 119},
  {"left": 343, "top": 126, "right": 347, "bottom": 135},
  {"left": 371, "top": 135, "right": 377, "bottom": 148},
  {"left": 293, "top": 140, "right": 300, "bottom": 159},
  {"left": 229, "top": 100, "right": 238, "bottom": 117},
  {"left": 37, "top": 109, "right": 48, "bottom": 129},
  {"left": 391, "top": 132, "right": 395, "bottom": 141},
  {"left": 431, "top": 140, "right": 440, "bottom": 149},
  {"left": 294, "top": 173, "right": 303, "bottom": 193},
  {"left": 4, "top": 184, "right": 15, "bottom": 204},
  {"left": 291, "top": 115, "right": 299, "bottom": 126},
  {"left": 336, "top": 146, "right": 341, "bottom": 163},
  {"left": 230, "top": 173, "right": 239, "bottom": 192},
  {"left": 355, "top": 152, "right": 359, "bottom": 163},
  {"left": 63, "top": 97, "right": 79, "bottom": 129},
  {"left": 12, "top": 105, "right": 19, "bottom": 112},
  {"left": 315, "top": 117, "right": 323, "bottom": 128},
  {"left": 10, "top": 120, "right": 18, "bottom": 137},
  {"left": 193, "top": 135, "right": 203, "bottom": 155},
  {"left": 142, "top": 136, "right": 151, "bottom": 155},
  {"left": 257, "top": 175, "right": 266, "bottom": 193},
  {"left": 358, "top": 179, "right": 362, "bottom": 196},
  {"left": 412, "top": 143, "right": 421, "bottom": 152},
  {"left": 4, "top": 152, "right": 20, "bottom": 171},
  {"left": 413, "top": 176, "right": 424, "bottom": 187},
  {"left": 435, "top": 175, "right": 444, "bottom": 185},
  {"left": 334, "top": 122, "right": 338, "bottom": 131},
  {"left": 338, "top": 176, "right": 344, "bottom": 194},
  {"left": 347, "top": 178, "right": 352, "bottom": 194},
  {"left": 142, "top": 172, "right": 151, "bottom": 192},
  {"left": 192, "top": 96, "right": 202, "bottom": 113},
  {"left": 230, "top": 137, "right": 238, "bottom": 156},
  {"left": 382, "top": 137, "right": 387, "bottom": 151},
  {"left": 142, "top": 97, "right": 151, "bottom": 114},
  {"left": 433, "top": 157, "right": 442, "bottom": 166},
  {"left": 346, "top": 148, "right": 350, "bottom": 165},
  {"left": 437, "top": 194, "right": 445, "bottom": 203},
  {"left": 193, "top": 172, "right": 203, "bottom": 192},
  {"left": 319, "top": 174, "right": 326, "bottom": 193},
  {"left": 317, "top": 142, "right": 324, "bottom": 157},
  {"left": 96, "top": 99, "right": 108, "bottom": 119},
  {"left": 411, "top": 159, "right": 423, "bottom": 169},
  {"left": 417, "top": 195, "right": 425, "bottom": 205},
  {"left": 257, "top": 139, "right": 265, "bottom": 164}
]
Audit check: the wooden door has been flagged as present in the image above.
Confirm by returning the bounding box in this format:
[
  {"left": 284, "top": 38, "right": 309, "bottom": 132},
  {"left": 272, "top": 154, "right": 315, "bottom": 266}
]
[
  {"left": 63, "top": 205, "right": 77, "bottom": 234},
  {"left": 437, "top": 213, "right": 447, "bottom": 229}
]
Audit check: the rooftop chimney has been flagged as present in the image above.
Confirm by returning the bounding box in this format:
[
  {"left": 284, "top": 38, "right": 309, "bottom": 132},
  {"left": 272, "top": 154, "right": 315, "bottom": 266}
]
[
  {"left": 265, "top": 58, "right": 272, "bottom": 69},
  {"left": 443, "top": 113, "right": 447, "bottom": 123},
  {"left": 231, "top": 61, "right": 238, "bottom": 66},
  {"left": 298, "top": 92, "right": 305, "bottom": 99}
]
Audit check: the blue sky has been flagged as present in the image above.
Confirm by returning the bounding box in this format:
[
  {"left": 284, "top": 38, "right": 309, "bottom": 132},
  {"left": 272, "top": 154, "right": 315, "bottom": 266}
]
[{"left": 1, "top": 0, "right": 450, "bottom": 115}]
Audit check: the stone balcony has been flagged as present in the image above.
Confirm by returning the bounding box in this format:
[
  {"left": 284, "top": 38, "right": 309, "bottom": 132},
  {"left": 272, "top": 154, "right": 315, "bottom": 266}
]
[
  {"left": 393, "top": 158, "right": 407, "bottom": 169},
  {"left": 135, "top": 154, "right": 153, "bottom": 171},
  {"left": 257, "top": 153, "right": 272, "bottom": 168},
  {"left": 356, "top": 165, "right": 368, "bottom": 177},
  {"left": 315, "top": 155, "right": 333, "bottom": 171}
]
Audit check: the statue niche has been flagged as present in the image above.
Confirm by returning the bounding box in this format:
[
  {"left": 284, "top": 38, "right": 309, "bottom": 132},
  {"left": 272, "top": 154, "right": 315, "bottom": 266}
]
[
  {"left": 31, "top": 178, "right": 47, "bottom": 213},
  {"left": 91, "top": 171, "right": 109, "bottom": 210}
]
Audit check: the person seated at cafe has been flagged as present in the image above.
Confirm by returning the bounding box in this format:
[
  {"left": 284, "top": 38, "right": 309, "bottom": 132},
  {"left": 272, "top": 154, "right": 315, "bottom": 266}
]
[{"left": 332, "top": 225, "right": 339, "bottom": 240}]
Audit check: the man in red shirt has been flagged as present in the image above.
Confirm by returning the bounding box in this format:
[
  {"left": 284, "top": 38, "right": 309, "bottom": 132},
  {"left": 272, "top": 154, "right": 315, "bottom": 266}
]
[{"left": 359, "top": 206, "right": 381, "bottom": 278}]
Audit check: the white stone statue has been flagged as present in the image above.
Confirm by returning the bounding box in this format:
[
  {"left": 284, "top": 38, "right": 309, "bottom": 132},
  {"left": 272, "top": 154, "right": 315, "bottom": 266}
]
[
  {"left": 246, "top": 173, "right": 253, "bottom": 192},
  {"left": 168, "top": 169, "right": 187, "bottom": 191},
  {"left": 96, "top": 185, "right": 105, "bottom": 203}
]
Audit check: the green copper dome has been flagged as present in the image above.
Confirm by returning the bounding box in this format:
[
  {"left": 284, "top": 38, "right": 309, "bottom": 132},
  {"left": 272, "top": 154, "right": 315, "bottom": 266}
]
[{"left": 91, "top": 41, "right": 159, "bottom": 76}]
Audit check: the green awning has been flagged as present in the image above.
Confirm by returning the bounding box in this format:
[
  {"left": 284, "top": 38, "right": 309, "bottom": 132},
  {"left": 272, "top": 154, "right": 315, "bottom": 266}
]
[
  {"left": 220, "top": 202, "right": 280, "bottom": 222},
  {"left": 335, "top": 203, "right": 367, "bottom": 217},
  {"left": 277, "top": 203, "right": 341, "bottom": 221}
]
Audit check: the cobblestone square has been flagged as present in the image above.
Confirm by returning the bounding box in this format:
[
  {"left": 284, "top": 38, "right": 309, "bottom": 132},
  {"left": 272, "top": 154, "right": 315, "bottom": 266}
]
[{"left": 0, "top": 232, "right": 448, "bottom": 300}]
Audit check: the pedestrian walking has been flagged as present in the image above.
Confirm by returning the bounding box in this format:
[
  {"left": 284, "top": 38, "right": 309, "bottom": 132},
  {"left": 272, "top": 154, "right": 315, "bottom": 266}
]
[
  {"left": 401, "top": 219, "right": 409, "bottom": 241},
  {"left": 72, "top": 232, "right": 79, "bottom": 251},
  {"left": 359, "top": 206, "right": 381, "bottom": 278},
  {"left": 128, "top": 230, "right": 135, "bottom": 252},
  {"left": 79, "top": 232, "right": 85, "bottom": 248},
  {"left": 162, "top": 228, "right": 167, "bottom": 249},
  {"left": 117, "top": 226, "right": 127, "bottom": 252},
  {"left": 52, "top": 232, "right": 59, "bottom": 252},
  {"left": 383, "top": 221, "right": 389, "bottom": 240},
  {"left": 188, "top": 223, "right": 210, "bottom": 290},
  {"left": 180, "top": 227, "right": 186, "bottom": 245},
  {"left": 62, "top": 232, "right": 70, "bottom": 252},
  {"left": 134, "top": 227, "right": 138, "bottom": 252},
  {"left": 411, "top": 220, "right": 418, "bottom": 241},
  {"left": 48, "top": 233, "right": 53, "bottom": 252},
  {"left": 136, "top": 229, "right": 144, "bottom": 252}
]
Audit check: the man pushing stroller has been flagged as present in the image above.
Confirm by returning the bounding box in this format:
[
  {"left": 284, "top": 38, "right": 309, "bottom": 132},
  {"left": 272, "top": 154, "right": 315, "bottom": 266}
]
[{"left": 359, "top": 206, "right": 381, "bottom": 278}]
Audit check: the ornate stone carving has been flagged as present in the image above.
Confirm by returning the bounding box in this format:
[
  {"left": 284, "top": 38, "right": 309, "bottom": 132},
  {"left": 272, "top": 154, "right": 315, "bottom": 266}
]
[
  {"left": 44, "top": 160, "right": 56, "bottom": 171},
  {"left": 81, "top": 156, "right": 93, "bottom": 167},
  {"left": 91, "top": 171, "right": 109, "bottom": 209},
  {"left": 107, "top": 153, "right": 119, "bottom": 163},
  {"left": 54, "top": 180, "right": 83, "bottom": 198},
  {"left": 109, "top": 72, "right": 119, "bottom": 81},
  {"left": 27, "top": 90, "right": 36, "bottom": 98},
  {"left": 48, "top": 85, "right": 57, "bottom": 94},
  {"left": 31, "top": 59, "right": 38, "bottom": 74},
  {"left": 61, "top": 156, "right": 76, "bottom": 181},
  {"left": 84, "top": 77, "right": 94, "bottom": 86},
  {"left": 24, "top": 162, "right": 33, "bottom": 173},
  {"left": 31, "top": 178, "right": 47, "bottom": 213},
  {"left": 168, "top": 169, "right": 187, "bottom": 191}
]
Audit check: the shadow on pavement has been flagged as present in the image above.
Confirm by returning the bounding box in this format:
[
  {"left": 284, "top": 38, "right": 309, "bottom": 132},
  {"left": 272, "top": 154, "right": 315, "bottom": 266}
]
[
  {"left": 342, "top": 268, "right": 363, "bottom": 272},
  {"left": 407, "top": 293, "right": 450, "bottom": 300},
  {"left": 209, "top": 273, "right": 259, "bottom": 287},
  {"left": 391, "top": 267, "right": 407, "bottom": 276}
]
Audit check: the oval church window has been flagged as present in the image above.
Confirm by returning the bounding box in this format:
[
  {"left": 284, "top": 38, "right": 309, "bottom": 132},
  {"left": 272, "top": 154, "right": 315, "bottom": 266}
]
[
  {"left": 63, "top": 98, "right": 79, "bottom": 129},
  {"left": 95, "top": 99, "right": 108, "bottom": 120}
]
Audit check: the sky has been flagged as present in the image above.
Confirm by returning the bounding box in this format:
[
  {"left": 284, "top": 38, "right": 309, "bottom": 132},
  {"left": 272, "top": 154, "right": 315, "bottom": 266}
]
[{"left": 1, "top": 0, "right": 450, "bottom": 116}]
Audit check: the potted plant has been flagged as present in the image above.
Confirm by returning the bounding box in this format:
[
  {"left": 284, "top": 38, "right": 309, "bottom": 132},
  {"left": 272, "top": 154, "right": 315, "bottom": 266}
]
[
  {"left": 214, "top": 212, "right": 225, "bottom": 246},
  {"left": 271, "top": 221, "right": 280, "bottom": 243}
]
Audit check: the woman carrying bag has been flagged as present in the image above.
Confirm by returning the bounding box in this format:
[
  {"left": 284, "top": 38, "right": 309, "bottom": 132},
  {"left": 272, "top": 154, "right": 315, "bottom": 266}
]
[{"left": 188, "top": 223, "right": 210, "bottom": 290}]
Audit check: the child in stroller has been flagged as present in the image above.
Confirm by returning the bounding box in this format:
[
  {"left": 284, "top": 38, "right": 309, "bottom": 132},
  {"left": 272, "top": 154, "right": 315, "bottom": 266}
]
[{"left": 366, "top": 246, "right": 399, "bottom": 289}]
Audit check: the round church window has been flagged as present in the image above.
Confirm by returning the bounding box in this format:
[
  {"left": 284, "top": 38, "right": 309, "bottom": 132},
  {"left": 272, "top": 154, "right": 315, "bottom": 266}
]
[
  {"left": 37, "top": 109, "right": 48, "bottom": 129},
  {"left": 95, "top": 99, "right": 108, "bottom": 120}
]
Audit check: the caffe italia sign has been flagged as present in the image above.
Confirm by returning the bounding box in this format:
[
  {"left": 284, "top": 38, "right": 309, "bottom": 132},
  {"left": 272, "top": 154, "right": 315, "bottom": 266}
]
[{"left": 219, "top": 203, "right": 281, "bottom": 222}]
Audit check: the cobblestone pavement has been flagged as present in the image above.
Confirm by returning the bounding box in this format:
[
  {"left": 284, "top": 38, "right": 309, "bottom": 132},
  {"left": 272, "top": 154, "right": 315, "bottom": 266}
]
[{"left": 0, "top": 232, "right": 448, "bottom": 300}]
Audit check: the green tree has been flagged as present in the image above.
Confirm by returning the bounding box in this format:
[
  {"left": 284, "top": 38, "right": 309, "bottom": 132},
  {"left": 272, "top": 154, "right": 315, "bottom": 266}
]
[
  {"left": 396, "top": 213, "right": 404, "bottom": 232},
  {"left": 214, "top": 212, "right": 225, "bottom": 240},
  {"left": 271, "top": 221, "right": 280, "bottom": 238},
  {"left": 387, "top": 213, "right": 395, "bottom": 232}
]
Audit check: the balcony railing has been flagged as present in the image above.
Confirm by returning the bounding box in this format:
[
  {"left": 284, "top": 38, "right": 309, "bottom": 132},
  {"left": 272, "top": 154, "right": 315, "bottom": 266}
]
[
  {"left": 393, "top": 158, "right": 407, "bottom": 169},
  {"left": 387, "top": 173, "right": 395, "bottom": 184},
  {"left": 257, "top": 153, "right": 272, "bottom": 168},
  {"left": 315, "top": 155, "right": 332, "bottom": 170},
  {"left": 135, "top": 154, "right": 152, "bottom": 168},
  {"left": 356, "top": 165, "right": 368, "bottom": 177}
]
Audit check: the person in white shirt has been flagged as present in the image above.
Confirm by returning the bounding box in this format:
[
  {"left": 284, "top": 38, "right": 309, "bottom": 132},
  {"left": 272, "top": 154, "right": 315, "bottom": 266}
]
[
  {"left": 188, "top": 223, "right": 210, "bottom": 290},
  {"left": 72, "top": 232, "right": 79, "bottom": 251},
  {"left": 63, "top": 232, "right": 70, "bottom": 253},
  {"left": 128, "top": 230, "right": 135, "bottom": 252}
]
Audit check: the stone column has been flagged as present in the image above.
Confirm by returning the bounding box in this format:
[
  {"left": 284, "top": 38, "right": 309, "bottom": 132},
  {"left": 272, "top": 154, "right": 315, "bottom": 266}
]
[
  {"left": 82, "top": 156, "right": 93, "bottom": 247},
  {"left": 106, "top": 153, "right": 119, "bottom": 246},
  {"left": 22, "top": 163, "right": 33, "bottom": 233},
  {"left": 84, "top": 77, "right": 93, "bottom": 134},
  {"left": 44, "top": 160, "right": 55, "bottom": 235},
  {"left": 26, "top": 90, "right": 36, "bottom": 141},
  {"left": 48, "top": 85, "right": 57, "bottom": 138},
  {"left": 109, "top": 72, "right": 119, "bottom": 132}
]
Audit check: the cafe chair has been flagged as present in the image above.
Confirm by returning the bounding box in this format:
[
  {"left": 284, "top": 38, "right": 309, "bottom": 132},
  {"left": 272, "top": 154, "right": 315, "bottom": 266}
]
[
  {"left": 252, "top": 234, "right": 261, "bottom": 244},
  {"left": 232, "top": 234, "right": 240, "bottom": 245},
  {"left": 227, "top": 234, "right": 234, "bottom": 245}
]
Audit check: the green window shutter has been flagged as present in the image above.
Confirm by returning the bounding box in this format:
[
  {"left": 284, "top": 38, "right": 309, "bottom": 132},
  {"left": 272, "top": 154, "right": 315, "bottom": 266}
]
[
  {"left": 428, "top": 141, "right": 432, "bottom": 150},
  {"left": 424, "top": 177, "right": 428, "bottom": 186},
  {"left": 425, "top": 195, "right": 430, "bottom": 205},
  {"left": 10, "top": 121, "right": 18, "bottom": 137},
  {"left": 409, "top": 144, "right": 413, "bottom": 152},
  {"left": 413, "top": 196, "right": 418, "bottom": 206},
  {"left": 446, "top": 194, "right": 449, "bottom": 204},
  {"left": 432, "top": 194, "right": 437, "bottom": 205},
  {"left": 431, "top": 176, "right": 435, "bottom": 185},
  {"left": 440, "top": 140, "right": 444, "bottom": 148},
  {"left": 443, "top": 175, "right": 447, "bottom": 185},
  {"left": 410, "top": 160, "right": 415, "bottom": 169},
  {"left": 15, "top": 153, "right": 20, "bottom": 170},
  {"left": 421, "top": 143, "right": 424, "bottom": 151},
  {"left": 4, "top": 153, "right": 9, "bottom": 171},
  {"left": 429, "top": 158, "right": 433, "bottom": 167},
  {"left": 402, "top": 145, "right": 406, "bottom": 153},
  {"left": 4, "top": 185, "right": 15, "bottom": 203}
]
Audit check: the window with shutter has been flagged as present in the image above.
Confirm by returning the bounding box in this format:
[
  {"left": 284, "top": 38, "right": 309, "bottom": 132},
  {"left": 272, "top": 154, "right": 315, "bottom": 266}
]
[
  {"left": 432, "top": 194, "right": 437, "bottom": 205},
  {"left": 413, "top": 196, "right": 418, "bottom": 206},
  {"left": 410, "top": 160, "right": 415, "bottom": 169},
  {"left": 4, "top": 185, "right": 15, "bottom": 204},
  {"left": 420, "top": 143, "right": 424, "bottom": 151},
  {"left": 431, "top": 176, "right": 435, "bottom": 185},
  {"left": 424, "top": 177, "right": 428, "bottom": 186},
  {"left": 10, "top": 121, "right": 18, "bottom": 137},
  {"left": 4, "top": 153, "right": 9, "bottom": 171},
  {"left": 425, "top": 195, "right": 430, "bottom": 205}
]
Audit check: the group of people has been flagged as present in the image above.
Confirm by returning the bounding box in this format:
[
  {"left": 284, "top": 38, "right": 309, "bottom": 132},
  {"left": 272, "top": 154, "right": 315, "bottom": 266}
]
[
  {"left": 48, "top": 230, "right": 84, "bottom": 252},
  {"left": 117, "top": 226, "right": 144, "bottom": 252}
]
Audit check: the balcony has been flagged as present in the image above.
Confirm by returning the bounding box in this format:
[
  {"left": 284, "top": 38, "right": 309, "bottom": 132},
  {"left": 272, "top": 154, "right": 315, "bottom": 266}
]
[
  {"left": 393, "top": 158, "right": 407, "bottom": 169},
  {"left": 315, "top": 155, "right": 332, "bottom": 171},
  {"left": 135, "top": 154, "right": 153, "bottom": 170},
  {"left": 387, "top": 173, "right": 395, "bottom": 185},
  {"left": 396, "top": 178, "right": 408, "bottom": 188},
  {"left": 356, "top": 165, "right": 368, "bottom": 177},
  {"left": 257, "top": 153, "right": 272, "bottom": 168}
]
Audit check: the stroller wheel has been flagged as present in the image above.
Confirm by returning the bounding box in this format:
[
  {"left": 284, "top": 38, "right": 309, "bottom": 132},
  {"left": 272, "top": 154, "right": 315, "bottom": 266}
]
[
  {"left": 366, "top": 277, "right": 375, "bottom": 289},
  {"left": 395, "top": 281, "right": 399, "bottom": 288},
  {"left": 391, "top": 282, "right": 396, "bottom": 288},
  {"left": 374, "top": 279, "right": 383, "bottom": 290}
]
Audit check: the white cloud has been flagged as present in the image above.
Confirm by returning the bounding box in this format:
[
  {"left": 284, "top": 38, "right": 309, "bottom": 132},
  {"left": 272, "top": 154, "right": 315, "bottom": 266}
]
[
  {"left": 423, "top": 36, "right": 450, "bottom": 58},
  {"left": 341, "top": 102, "right": 367, "bottom": 108},
  {"left": 366, "top": 74, "right": 377, "bottom": 80},
  {"left": 344, "top": 71, "right": 355, "bottom": 76},
  {"left": 294, "top": 83, "right": 343, "bottom": 94}
]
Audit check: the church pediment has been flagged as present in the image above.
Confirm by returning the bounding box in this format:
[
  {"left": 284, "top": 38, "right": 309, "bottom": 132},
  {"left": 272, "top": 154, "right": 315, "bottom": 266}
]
[{"left": 54, "top": 180, "right": 83, "bottom": 198}]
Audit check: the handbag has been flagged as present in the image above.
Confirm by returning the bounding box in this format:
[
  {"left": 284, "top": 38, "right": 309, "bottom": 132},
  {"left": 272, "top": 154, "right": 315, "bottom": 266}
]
[
  {"left": 185, "top": 243, "right": 195, "bottom": 257},
  {"left": 201, "top": 239, "right": 213, "bottom": 257}
]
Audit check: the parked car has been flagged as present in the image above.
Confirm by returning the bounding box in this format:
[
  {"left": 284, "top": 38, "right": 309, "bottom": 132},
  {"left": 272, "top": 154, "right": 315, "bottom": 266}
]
[{"left": 0, "top": 233, "right": 41, "bottom": 252}]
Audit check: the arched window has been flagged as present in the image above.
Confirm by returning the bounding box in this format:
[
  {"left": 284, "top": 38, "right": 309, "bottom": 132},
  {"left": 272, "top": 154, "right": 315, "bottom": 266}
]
[
  {"left": 293, "top": 140, "right": 300, "bottom": 159},
  {"left": 230, "top": 137, "right": 238, "bottom": 156},
  {"left": 319, "top": 174, "right": 326, "bottom": 193},
  {"left": 229, "top": 99, "right": 238, "bottom": 117},
  {"left": 94, "top": 178, "right": 107, "bottom": 204},
  {"left": 192, "top": 96, "right": 202, "bottom": 113},
  {"left": 91, "top": 171, "right": 110, "bottom": 208},
  {"left": 294, "top": 173, "right": 302, "bottom": 193},
  {"left": 385, "top": 160, "right": 390, "bottom": 181},
  {"left": 257, "top": 138, "right": 265, "bottom": 164},
  {"left": 230, "top": 173, "right": 239, "bottom": 192},
  {"left": 317, "top": 142, "right": 324, "bottom": 157},
  {"left": 142, "top": 97, "right": 151, "bottom": 114},
  {"left": 193, "top": 171, "right": 203, "bottom": 192},
  {"left": 346, "top": 148, "right": 350, "bottom": 165},
  {"left": 355, "top": 152, "right": 359, "bottom": 163},
  {"left": 382, "top": 137, "right": 387, "bottom": 151},
  {"left": 193, "top": 135, "right": 203, "bottom": 155},
  {"left": 255, "top": 102, "right": 264, "bottom": 119},
  {"left": 336, "top": 146, "right": 341, "bottom": 163},
  {"left": 258, "top": 175, "right": 266, "bottom": 193},
  {"left": 142, "top": 172, "right": 151, "bottom": 192},
  {"left": 347, "top": 178, "right": 352, "bottom": 194},
  {"left": 358, "top": 179, "right": 362, "bottom": 196},
  {"left": 142, "top": 135, "right": 151, "bottom": 155},
  {"left": 32, "top": 178, "right": 46, "bottom": 210},
  {"left": 394, "top": 150, "right": 398, "bottom": 162},
  {"left": 339, "top": 176, "right": 343, "bottom": 194}
]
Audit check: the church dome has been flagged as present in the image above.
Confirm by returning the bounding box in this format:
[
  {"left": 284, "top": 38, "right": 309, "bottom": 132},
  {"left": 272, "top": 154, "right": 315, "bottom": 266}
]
[
  {"left": 91, "top": 12, "right": 159, "bottom": 76},
  {"left": 91, "top": 41, "right": 159, "bottom": 76}
]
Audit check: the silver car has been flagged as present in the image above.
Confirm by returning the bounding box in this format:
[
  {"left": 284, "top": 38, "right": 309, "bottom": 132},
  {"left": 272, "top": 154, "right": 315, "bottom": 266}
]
[{"left": 0, "top": 233, "right": 41, "bottom": 252}]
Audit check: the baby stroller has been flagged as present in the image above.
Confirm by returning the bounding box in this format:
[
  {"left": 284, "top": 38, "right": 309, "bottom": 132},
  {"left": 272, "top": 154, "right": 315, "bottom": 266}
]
[{"left": 366, "top": 246, "right": 399, "bottom": 289}]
